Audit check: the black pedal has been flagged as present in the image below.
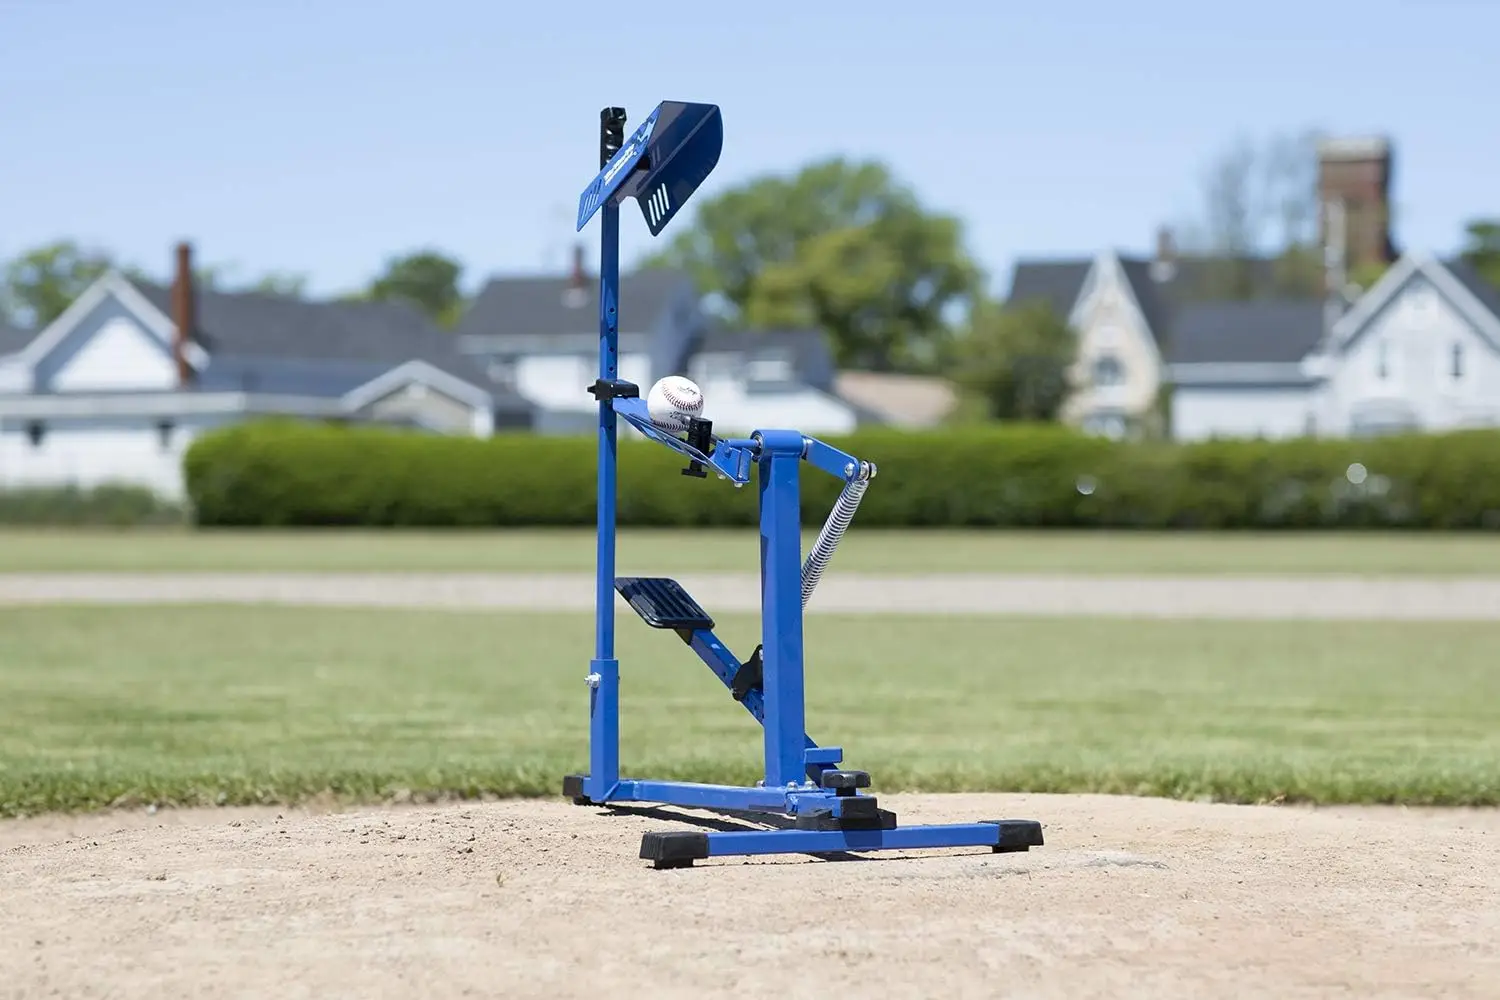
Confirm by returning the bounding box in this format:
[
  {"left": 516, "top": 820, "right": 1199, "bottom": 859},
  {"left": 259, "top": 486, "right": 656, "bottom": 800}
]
[
  {"left": 730, "top": 644, "right": 763, "bottom": 702},
  {"left": 614, "top": 577, "right": 714, "bottom": 631},
  {"left": 681, "top": 416, "right": 713, "bottom": 477}
]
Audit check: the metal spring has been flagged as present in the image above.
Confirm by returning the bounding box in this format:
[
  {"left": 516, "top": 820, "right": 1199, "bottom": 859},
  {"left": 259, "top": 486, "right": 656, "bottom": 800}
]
[{"left": 801, "top": 464, "right": 872, "bottom": 609}]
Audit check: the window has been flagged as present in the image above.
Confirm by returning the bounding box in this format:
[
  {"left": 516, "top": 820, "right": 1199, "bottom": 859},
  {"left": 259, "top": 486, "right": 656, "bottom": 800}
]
[
  {"left": 25, "top": 421, "right": 44, "bottom": 448},
  {"left": 1092, "top": 354, "right": 1125, "bottom": 387},
  {"left": 1451, "top": 343, "right": 1465, "bottom": 380},
  {"left": 746, "top": 352, "right": 793, "bottom": 384},
  {"left": 1376, "top": 340, "right": 1389, "bottom": 380},
  {"left": 156, "top": 420, "right": 174, "bottom": 451}
]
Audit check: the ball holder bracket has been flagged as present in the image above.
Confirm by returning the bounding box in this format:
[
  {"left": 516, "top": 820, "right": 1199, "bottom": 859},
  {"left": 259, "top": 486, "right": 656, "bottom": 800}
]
[{"left": 566, "top": 100, "right": 1044, "bottom": 868}]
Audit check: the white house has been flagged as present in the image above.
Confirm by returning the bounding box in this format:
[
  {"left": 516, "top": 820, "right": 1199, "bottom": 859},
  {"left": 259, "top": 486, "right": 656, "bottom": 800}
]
[
  {"left": 1170, "top": 254, "right": 1500, "bottom": 439},
  {"left": 454, "top": 250, "right": 864, "bottom": 436},
  {"left": 1304, "top": 254, "right": 1500, "bottom": 436},
  {"left": 0, "top": 243, "right": 522, "bottom": 499}
]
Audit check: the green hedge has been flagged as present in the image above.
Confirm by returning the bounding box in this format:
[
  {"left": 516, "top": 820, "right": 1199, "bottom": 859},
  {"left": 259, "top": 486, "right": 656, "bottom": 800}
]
[
  {"left": 0, "top": 484, "right": 185, "bottom": 526},
  {"left": 182, "top": 419, "right": 1500, "bottom": 529}
]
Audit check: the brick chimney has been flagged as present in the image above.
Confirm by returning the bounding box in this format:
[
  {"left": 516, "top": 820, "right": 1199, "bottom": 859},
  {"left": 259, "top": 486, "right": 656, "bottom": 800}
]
[
  {"left": 170, "top": 241, "right": 195, "bottom": 386},
  {"left": 1150, "top": 225, "right": 1177, "bottom": 282},
  {"left": 1317, "top": 136, "right": 1396, "bottom": 271},
  {"left": 563, "top": 243, "right": 589, "bottom": 307}
]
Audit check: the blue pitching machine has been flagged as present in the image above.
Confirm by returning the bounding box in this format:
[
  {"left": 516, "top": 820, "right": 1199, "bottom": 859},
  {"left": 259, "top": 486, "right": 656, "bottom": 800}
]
[{"left": 563, "top": 101, "right": 1044, "bottom": 868}]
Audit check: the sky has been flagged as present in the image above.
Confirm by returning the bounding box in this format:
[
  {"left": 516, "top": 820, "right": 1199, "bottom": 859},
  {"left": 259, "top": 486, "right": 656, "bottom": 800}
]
[{"left": 1, "top": 0, "right": 1495, "bottom": 303}]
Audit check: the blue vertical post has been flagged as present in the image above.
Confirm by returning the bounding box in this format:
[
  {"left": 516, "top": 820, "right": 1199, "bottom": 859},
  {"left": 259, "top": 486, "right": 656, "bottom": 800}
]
[
  {"left": 755, "top": 430, "right": 809, "bottom": 789},
  {"left": 588, "top": 107, "right": 628, "bottom": 802}
]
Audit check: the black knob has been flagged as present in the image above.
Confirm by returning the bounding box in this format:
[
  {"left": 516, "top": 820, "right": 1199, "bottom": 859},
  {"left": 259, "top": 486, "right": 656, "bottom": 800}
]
[{"left": 600, "top": 107, "right": 627, "bottom": 168}]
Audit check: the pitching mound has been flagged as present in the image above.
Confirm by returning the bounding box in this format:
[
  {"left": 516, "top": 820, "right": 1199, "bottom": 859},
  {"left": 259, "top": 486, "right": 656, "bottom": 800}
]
[{"left": 3, "top": 793, "right": 1497, "bottom": 998}]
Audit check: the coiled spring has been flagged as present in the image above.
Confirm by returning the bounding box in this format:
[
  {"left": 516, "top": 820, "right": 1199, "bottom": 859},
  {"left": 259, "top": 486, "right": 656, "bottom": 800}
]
[{"left": 801, "top": 461, "right": 874, "bottom": 609}]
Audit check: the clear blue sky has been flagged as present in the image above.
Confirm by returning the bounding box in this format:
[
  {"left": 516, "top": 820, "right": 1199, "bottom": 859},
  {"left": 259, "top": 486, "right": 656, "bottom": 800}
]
[{"left": 1, "top": 0, "right": 1494, "bottom": 301}]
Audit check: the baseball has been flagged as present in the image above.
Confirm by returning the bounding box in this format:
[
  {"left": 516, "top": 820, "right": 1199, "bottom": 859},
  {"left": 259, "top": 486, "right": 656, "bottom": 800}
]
[{"left": 646, "top": 375, "right": 705, "bottom": 432}]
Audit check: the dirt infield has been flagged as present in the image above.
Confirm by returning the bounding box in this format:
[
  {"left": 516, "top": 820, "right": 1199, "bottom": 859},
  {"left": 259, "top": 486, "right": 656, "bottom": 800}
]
[
  {"left": 3, "top": 793, "right": 1497, "bottom": 999},
  {"left": 3, "top": 571, "right": 1500, "bottom": 618}
]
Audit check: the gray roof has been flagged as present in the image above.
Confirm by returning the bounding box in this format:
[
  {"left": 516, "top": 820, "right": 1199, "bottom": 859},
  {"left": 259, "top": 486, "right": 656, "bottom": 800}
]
[
  {"left": 1006, "top": 259, "right": 1091, "bottom": 324},
  {"left": 0, "top": 319, "right": 33, "bottom": 356},
  {"left": 1008, "top": 253, "right": 1314, "bottom": 363},
  {"left": 1007, "top": 255, "right": 1194, "bottom": 348},
  {"left": 132, "top": 280, "right": 526, "bottom": 410},
  {"left": 1444, "top": 258, "right": 1500, "bottom": 319},
  {"left": 454, "top": 268, "right": 695, "bottom": 342},
  {"left": 1168, "top": 300, "right": 1325, "bottom": 364}
]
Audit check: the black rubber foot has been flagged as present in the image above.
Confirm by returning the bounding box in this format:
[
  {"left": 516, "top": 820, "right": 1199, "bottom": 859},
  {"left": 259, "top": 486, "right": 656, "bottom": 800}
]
[
  {"left": 562, "top": 774, "right": 595, "bottom": 806},
  {"left": 983, "top": 819, "right": 1045, "bottom": 853},
  {"left": 640, "top": 831, "right": 710, "bottom": 870}
]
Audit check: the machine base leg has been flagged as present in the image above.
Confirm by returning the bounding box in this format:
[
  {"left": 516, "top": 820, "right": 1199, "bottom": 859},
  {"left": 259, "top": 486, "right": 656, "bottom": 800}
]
[{"left": 638, "top": 817, "right": 1044, "bottom": 870}]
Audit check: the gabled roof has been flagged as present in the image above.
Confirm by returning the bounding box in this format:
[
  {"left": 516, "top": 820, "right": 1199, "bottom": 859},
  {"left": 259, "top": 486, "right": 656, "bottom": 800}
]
[
  {"left": 131, "top": 280, "right": 514, "bottom": 406},
  {"left": 455, "top": 267, "right": 695, "bottom": 341},
  {"left": 1444, "top": 258, "right": 1500, "bottom": 320},
  {"left": 1168, "top": 300, "right": 1325, "bottom": 365},
  {"left": 0, "top": 318, "right": 33, "bottom": 356},
  {"left": 1007, "top": 252, "right": 1294, "bottom": 350}
]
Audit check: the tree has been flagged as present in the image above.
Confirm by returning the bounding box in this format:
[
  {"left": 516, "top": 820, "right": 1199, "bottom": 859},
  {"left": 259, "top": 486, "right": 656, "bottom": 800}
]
[
  {"left": 950, "top": 299, "right": 1076, "bottom": 422},
  {"left": 1460, "top": 218, "right": 1500, "bottom": 287},
  {"left": 365, "top": 250, "right": 465, "bottom": 327},
  {"left": 1180, "top": 129, "right": 1326, "bottom": 299},
  {"left": 642, "top": 157, "right": 980, "bottom": 371},
  {"left": 190, "top": 261, "right": 308, "bottom": 298},
  {"left": 1, "top": 241, "right": 122, "bottom": 327}
]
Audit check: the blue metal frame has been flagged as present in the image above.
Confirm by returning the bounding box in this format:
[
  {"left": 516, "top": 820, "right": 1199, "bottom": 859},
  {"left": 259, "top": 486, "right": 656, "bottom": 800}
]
[{"left": 567, "top": 100, "right": 1043, "bottom": 867}]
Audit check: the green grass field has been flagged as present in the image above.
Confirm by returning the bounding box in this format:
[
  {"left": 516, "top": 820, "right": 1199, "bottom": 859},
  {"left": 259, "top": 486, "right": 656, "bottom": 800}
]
[
  {"left": 3, "top": 604, "right": 1497, "bottom": 816},
  {"left": 3, "top": 527, "right": 1500, "bottom": 574}
]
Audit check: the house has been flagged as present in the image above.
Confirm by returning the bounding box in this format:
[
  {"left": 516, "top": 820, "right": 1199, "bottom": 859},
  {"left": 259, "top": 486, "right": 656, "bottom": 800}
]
[
  {"left": 0, "top": 243, "right": 521, "bottom": 499},
  {"left": 1007, "top": 249, "right": 1179, "bottom": 438},
  {"left": 1005, "top": 134, "right": 1500, "bottom": 440},
  {"left": 1302, "top": 254, "right": 1500, "bottom": 436},
  {"left": 1009, "top": 244, "right": 1500, "bottom": 441},
  {"left": 1164, "top": 298, "right": 1326, "bottom": 439},
  {"left": 454, "top": 248, "right": 863, "bottom": 435}
]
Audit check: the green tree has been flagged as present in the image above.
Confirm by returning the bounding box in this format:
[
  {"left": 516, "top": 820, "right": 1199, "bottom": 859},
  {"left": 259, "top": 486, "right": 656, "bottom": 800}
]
[
  {"left": 1460, "top": 219, "right": 1500, "bottom": 287},
  {"left": 365, "top": 250, "right": 465, "bottom": 327},
  {"left": 642, "top": 157, "right": 980, "bottom": 371},
  {"left": 1, "top": 241, "right": 123, "bottom": 327},
  {"left": 950, "top": 299, "right": 1077, "bottom": 421},
  {"left": 1178, "top": 128, "right": 1327, "bottom": 300}
]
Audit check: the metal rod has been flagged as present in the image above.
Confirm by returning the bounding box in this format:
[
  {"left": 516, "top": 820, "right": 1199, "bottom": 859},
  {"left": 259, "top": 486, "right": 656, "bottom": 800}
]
[{"left": 589, "top": 106, "right": 627, "bottom": 799}]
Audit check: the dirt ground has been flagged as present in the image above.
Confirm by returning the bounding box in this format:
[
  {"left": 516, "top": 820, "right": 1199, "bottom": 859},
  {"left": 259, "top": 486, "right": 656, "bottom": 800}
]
[{"left": 3, "top": 793, "right": 1498, "bottom": 1000}]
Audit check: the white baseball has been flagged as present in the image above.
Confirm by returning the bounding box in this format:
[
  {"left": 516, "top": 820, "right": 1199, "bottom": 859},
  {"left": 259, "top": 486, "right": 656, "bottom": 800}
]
[{"left": 646, "top": 375, "right": 705, "bottom": 431}]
